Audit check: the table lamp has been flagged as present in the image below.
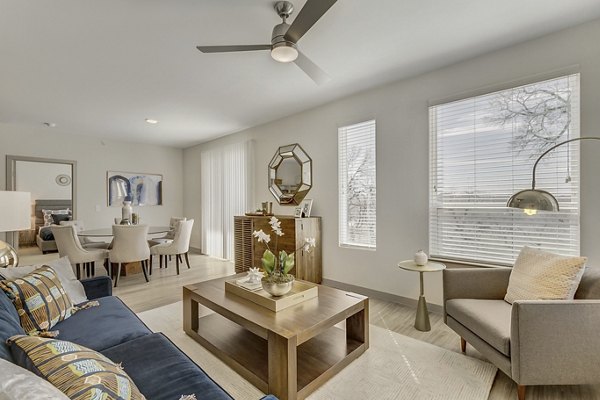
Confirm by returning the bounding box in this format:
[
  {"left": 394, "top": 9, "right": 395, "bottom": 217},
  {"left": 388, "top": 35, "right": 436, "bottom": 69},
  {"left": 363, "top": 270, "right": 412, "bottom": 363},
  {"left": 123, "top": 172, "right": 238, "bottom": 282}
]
[
  {"left": 0, "top": 191, "right": 31, "bottom": 268},
  {"left": 507, "top": 137, "right": 600, "bottom": 214}
]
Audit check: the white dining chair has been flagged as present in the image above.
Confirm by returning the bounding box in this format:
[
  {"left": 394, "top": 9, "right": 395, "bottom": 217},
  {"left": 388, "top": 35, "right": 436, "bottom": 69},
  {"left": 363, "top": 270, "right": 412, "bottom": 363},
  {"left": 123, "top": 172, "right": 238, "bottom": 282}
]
[
  {"left": 148, "top": 217, "right": 186, "bottom": 246},
  {"left": 51, "top": 225, "right": 109, "bottom": 279},
  {"left": 149, "top": 219, "right": 194, "bottom": 275},
  {"left": 109, "top": 224, "right": 150, "bottom": 287},
  {"left": 59, "top": 220, "right": 110, "bottom": 249}
]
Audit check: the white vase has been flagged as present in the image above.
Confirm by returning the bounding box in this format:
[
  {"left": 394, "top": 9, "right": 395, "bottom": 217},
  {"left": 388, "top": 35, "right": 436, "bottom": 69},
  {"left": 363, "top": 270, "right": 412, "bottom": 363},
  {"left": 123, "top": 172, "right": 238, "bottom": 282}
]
[
  {"left": 414, "top": 250, "right": 428, "bottom": 266},
  {"left": 121, "top": 201, "right": 133, "bottom": 224}
]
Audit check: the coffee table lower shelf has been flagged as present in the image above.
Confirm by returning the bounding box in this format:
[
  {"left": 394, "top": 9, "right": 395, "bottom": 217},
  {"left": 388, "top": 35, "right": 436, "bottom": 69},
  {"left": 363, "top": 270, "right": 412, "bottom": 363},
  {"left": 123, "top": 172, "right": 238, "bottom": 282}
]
[{"left": 186, "top": 312, "right": 366, "bottom": 399}]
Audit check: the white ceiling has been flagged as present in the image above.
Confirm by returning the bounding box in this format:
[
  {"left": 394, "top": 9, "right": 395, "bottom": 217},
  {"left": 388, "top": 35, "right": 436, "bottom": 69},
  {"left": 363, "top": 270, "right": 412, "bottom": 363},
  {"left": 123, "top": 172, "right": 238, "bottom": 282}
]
[{"left": 2, "top": 0, "right": 600, "bottom": 148}]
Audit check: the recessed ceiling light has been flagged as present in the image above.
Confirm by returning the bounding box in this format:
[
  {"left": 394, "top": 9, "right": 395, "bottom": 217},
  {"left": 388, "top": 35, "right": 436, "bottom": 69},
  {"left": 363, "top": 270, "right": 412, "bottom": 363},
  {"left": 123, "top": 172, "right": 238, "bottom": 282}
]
[
  {"left": 43, "top": 122, "right": 57, "bottom": 128},
  {"left": 145, "top": 118, "right": 159, "bottom": 124}
]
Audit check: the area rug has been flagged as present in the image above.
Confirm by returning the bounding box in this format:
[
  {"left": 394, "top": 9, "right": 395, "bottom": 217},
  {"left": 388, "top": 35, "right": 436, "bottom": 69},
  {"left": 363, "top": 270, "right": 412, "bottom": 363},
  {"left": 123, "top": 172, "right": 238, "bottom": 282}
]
[{"left": 138, "top": 302, "right": 497, "bottom": 400}]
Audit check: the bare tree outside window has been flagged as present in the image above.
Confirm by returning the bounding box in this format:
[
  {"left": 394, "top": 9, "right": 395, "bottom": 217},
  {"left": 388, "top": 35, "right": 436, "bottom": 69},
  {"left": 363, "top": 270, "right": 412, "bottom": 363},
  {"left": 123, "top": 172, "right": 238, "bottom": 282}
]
[
  {"left": 430, "top": 74, "right": 580, "bottom": 265},
  {"left": 345, "top": 146, "right": 376, "bottom": 244},
  {"left": 339, "top": 120, "right": 376, "bottom": 249},
  {"left": 488, "top": 79, "right": 572, "bottom": 155}
]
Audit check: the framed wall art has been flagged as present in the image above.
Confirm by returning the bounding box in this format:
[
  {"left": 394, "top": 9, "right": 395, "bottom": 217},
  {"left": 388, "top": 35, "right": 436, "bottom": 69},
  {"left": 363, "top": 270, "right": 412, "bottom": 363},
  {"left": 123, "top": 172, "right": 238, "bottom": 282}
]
[
  {"left": 107, "top": 171, "right": 163, "bottom": 206},
  {"left": 299, "top": 198, "right": 313, "bottom": 217}
]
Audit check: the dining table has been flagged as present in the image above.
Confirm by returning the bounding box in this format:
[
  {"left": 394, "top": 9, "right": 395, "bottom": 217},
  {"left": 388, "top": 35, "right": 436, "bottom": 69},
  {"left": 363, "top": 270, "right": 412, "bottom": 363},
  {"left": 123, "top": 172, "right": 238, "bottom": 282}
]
[
  {"left": 78, "top": 226, "right": 171, "bottom": 237},
  {"left": 78, "top": 225, "right": 171, "bottom": 277}
]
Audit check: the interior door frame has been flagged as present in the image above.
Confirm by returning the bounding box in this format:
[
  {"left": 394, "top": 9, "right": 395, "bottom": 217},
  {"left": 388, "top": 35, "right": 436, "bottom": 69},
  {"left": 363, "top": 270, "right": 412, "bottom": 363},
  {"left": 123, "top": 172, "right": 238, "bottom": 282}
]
[{"left": 5, "top": 155, "right": 77, "bottom": 248}]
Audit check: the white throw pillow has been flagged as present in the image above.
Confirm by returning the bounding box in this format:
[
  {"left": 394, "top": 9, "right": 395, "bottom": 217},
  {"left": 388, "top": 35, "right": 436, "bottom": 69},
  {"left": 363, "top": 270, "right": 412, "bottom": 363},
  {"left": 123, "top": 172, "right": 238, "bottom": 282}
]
[
  {"left": 0, "top": 257, "right": 88, "bottom": 305},
  {"left": 505, "top": 246, "right": 587, "bottom": 304},
  {"left": 0, "top": 358, "right": 69, "bottom": 400}
]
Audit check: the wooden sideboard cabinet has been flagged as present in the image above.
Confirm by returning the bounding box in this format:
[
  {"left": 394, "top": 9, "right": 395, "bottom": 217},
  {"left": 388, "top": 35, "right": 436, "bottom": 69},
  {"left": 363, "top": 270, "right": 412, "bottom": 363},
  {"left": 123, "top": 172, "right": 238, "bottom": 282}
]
[{"left": 234, "top": 215, "right": 322, "bottom": 283}]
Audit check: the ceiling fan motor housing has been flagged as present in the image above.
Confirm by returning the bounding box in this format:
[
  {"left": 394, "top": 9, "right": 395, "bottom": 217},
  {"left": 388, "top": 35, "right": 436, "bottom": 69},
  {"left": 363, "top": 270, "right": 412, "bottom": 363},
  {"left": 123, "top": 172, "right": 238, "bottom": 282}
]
[{"left": 271, "top": 20, "right": 298, "bottom": 63}]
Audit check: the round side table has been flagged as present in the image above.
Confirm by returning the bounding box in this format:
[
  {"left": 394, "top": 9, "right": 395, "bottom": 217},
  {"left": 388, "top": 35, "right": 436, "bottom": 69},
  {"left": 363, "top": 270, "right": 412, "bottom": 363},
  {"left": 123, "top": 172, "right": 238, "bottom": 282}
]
[{"left": 398, "top": 260, "right": 446, "bottom": 332}]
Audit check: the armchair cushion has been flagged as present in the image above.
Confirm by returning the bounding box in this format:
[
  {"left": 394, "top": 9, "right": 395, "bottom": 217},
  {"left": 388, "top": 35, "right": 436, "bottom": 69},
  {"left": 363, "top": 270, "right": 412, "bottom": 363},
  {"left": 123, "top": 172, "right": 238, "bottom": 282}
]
[
  {"left": 446, "top": 299, "right": 512, "bottom": 356},
  {"left": 505, "top": 246, "right": 587, "bottom": 304},
  {"left": 575, "top": 267, "right": 600, "bottom": 299}
]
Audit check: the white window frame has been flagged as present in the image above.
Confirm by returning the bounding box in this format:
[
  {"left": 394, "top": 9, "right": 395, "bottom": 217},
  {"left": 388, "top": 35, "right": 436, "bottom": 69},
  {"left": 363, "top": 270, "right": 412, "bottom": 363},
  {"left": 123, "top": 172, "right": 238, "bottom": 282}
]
[
  {"left": 429, "top": 74, "right": 580, "bottom": 266},
  {"left": 338, "top": 119, "right": 377, "bottom": 250}
]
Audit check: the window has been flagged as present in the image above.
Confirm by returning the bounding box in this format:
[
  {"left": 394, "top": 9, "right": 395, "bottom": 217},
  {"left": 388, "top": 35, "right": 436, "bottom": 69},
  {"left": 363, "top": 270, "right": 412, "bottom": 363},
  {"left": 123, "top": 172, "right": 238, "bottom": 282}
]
[
  {"left": 201, "top": 140, "right": 254, "bottom": 260},
  {"left": 429, "top": 74, "right": 580, "bottom": 265},
  {"left": 339, "top": 120, "right": 376, "bottom": 249}
]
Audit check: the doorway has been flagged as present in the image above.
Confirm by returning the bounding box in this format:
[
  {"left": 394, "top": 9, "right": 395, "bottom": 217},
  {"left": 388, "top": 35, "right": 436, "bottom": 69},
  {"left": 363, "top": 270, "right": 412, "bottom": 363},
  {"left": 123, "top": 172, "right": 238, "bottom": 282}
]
[{"left": 6, "top": 155, "right": 77, "bottom": 255}]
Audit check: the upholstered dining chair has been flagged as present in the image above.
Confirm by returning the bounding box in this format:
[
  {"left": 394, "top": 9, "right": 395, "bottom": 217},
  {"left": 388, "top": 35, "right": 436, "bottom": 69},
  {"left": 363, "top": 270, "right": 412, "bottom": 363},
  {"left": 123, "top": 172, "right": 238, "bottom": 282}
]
[
  {"left": 148, "top": 217, "right": 186, "bottom": 246},
  {"left": 59, "top": 220, "right": 110, "bottom": 250},
  {"left": 149, "top": 219, "right": 194, "bottom": 276},
  {"left": 109, "top": 224, "right": 150, "bottom": 287},
  {"left": 51, "top": 225, "right": 109, "bottom": 279}
]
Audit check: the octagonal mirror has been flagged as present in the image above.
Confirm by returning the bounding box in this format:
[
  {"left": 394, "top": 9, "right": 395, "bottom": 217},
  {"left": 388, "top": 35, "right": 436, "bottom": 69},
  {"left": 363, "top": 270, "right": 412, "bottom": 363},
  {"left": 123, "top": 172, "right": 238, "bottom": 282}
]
[{"left": 268, "top": 143, "right": 312, "bottom": 205}]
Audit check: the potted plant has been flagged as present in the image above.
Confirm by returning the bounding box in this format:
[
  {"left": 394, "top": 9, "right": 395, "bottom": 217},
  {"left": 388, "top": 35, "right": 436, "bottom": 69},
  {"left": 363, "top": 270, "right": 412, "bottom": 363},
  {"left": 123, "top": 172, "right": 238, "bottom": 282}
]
[{"left": 253, "top": 216, "right": 316, "bottom": 296}]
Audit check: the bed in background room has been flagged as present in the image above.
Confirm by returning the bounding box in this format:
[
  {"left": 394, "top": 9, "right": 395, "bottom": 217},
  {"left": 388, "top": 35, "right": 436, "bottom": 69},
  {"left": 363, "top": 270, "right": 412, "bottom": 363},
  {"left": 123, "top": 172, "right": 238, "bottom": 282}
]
[{"left": 35, "top": 199, "right": 72, "bottom": 253}]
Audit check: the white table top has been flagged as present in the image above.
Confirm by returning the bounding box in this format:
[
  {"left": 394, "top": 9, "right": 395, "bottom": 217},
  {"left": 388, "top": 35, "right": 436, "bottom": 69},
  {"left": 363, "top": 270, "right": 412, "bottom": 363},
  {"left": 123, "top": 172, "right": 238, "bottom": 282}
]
[
  {"left": 78, "top": 226, "right": 171, "bottom": 237},
  {"left": 398, "top": 260, "right": 446, "bottom": 272}
]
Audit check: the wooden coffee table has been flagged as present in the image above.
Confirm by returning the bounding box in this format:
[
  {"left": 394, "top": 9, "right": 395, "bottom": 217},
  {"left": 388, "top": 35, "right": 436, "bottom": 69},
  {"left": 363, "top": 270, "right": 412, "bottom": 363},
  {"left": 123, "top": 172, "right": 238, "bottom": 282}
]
[{"left": 183, "top": 274, "right": 369, "bottom": 400}]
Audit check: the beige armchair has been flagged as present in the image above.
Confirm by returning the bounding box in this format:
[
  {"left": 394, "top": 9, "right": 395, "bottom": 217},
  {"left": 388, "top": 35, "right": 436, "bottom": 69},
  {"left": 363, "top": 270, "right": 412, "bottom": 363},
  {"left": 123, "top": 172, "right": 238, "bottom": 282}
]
[{"left": 443, "top": 267, "right": 600, "bottom": 400}]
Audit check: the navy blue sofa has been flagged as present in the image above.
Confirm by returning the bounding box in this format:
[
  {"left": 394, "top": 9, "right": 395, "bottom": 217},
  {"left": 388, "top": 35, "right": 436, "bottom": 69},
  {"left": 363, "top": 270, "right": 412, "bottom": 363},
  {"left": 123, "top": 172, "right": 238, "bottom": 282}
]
[{"left": 0, "top": 275, "right": 278, "bottom": 400}]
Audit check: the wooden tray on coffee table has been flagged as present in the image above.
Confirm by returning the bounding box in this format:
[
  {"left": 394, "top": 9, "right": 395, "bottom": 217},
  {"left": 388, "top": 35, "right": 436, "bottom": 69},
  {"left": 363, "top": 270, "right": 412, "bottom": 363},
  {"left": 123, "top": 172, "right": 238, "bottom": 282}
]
[{"left": 225, "top": 279, "right": 318, "bottom": 312}]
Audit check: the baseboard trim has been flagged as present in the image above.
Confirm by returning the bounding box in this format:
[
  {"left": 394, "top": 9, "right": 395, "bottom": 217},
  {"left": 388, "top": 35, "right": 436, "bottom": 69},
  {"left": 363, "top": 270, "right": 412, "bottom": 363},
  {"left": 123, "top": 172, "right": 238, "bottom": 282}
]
[
  {"left": 321, "top": 279, "right": 443, "bottom": 314},
  {"left": 189, "top": 246, "right": 203, "bottom": 254}
]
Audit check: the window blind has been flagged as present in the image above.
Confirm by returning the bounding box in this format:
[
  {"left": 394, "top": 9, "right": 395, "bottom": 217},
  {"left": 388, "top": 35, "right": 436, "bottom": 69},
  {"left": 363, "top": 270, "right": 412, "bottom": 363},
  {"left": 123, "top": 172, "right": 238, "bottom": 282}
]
[
  {"left": 429, "top": 74, "right": 580, "bottom": 265},
  {"left": 339, "top": 120, "right": 376, "bottom": 249},
  {"left": 201, "top": 140, "right": 254, "bottom": 260}
]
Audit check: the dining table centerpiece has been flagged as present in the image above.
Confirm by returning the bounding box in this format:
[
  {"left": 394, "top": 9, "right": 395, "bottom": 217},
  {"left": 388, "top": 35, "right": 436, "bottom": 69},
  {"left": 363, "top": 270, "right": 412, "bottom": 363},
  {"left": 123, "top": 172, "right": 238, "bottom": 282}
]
[{"left": 253, "top": 216, "right": 316, "bottom": 296}]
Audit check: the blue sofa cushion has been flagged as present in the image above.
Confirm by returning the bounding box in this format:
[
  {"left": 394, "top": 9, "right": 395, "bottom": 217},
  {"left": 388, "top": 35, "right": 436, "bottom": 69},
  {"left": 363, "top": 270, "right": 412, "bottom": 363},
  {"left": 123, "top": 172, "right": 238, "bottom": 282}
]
[
  {"left": 81, "top": 276, "right": 113, "bottom": 299},
  {"left": 0, "top": 292, "right": 24, "bottom": 362},
  {"left": 54, "top": 296, "right": 151, "bottom": 351},
  {"left": 102, "top": 333, "right": 233, "bottom": 400}
]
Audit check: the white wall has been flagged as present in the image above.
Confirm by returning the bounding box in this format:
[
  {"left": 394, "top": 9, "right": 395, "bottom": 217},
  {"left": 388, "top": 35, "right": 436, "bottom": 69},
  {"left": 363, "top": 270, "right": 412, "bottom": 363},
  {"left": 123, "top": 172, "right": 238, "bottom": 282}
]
[
  {"left": 16, "top": 160, "right": 72, "bottom": 201},
  {"left": 1, "top": 124, "right": 183, "bottom": 233},
  {"left": 185, "top": 19, "right": 600, "bottom": 305}
]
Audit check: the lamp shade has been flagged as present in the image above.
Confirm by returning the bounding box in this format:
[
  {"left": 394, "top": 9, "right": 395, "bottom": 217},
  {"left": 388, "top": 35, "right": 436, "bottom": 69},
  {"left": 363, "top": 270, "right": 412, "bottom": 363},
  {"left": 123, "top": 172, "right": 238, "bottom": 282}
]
[
  {"left": 0, "top": 191, "right": 31, "bottom": 232},
  {"left": 506, "top": 189, "right": 559, "bottom": 213}
]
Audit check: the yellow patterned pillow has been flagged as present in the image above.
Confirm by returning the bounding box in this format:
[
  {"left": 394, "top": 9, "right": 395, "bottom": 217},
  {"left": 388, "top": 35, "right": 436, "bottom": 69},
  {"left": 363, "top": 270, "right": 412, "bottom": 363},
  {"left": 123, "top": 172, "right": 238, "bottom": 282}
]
[
  {"left": 8, "top": 335, "right": 146, "bottom": 400},
  {"left": 0, "top": 265, "right": 74, "bottom": 335},
  {"left": 505, "top": 246, "right": 587, "bottom": 304}
]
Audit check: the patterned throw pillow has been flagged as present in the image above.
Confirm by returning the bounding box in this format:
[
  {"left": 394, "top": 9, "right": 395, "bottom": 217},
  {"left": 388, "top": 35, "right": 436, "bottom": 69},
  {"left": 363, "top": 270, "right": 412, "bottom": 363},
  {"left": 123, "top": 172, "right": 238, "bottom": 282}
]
[
  {"left": 7, "top": 335, "right": 146, "bottom": 400},
  {"left": 42, "top": 208, "right": 71, "bottom": 226},
  {"left": 505, "top": 246, "right": 587, "bottom": 304},
  {"left": 0, "top": 266, "right": 74, "bottom": 335}
]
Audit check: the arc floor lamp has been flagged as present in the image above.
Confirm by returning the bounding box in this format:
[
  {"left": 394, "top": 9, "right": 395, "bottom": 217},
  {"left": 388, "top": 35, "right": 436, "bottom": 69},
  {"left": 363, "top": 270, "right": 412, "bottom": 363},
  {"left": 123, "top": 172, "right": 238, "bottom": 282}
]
[{"left": 507, "top": 137, "right": 600, "bottom": 214}]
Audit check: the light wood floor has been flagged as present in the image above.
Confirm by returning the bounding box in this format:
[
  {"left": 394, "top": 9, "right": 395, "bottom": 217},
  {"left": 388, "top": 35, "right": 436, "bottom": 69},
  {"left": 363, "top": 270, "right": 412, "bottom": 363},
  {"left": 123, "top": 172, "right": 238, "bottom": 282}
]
[{"left": 20, "top": 250, "right": 600, "bottom": 399}]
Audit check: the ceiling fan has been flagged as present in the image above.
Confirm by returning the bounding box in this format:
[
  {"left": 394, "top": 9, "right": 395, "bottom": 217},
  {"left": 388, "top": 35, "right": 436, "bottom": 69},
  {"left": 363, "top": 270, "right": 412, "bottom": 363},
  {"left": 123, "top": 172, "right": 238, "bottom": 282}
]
[{"left": 196, "top": 0, "right": 337, "bottom": 85}]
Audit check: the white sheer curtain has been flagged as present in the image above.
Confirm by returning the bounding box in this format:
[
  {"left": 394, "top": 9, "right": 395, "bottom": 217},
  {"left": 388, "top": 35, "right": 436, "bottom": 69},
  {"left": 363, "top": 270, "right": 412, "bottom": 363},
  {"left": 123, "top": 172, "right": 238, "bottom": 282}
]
[{"left": 201, "top": 140, "right": 254, "bottom": 260}]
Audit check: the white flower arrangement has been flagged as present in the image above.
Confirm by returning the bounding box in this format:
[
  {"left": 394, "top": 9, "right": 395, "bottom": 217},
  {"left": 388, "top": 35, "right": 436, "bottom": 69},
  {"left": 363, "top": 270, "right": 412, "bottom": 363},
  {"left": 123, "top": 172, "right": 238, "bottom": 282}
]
[{"left": 252, "top": 216, "right": 316, "bottom": 282}]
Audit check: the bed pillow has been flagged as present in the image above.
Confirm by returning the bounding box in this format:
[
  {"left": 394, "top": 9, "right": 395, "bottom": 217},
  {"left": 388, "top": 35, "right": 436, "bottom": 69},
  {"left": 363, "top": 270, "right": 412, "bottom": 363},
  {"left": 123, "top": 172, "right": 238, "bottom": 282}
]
[
  {"left": 42, "top": 208, "right": 71, "bottom": 227},
  {"left": 0, "top": 257, "right": 88, "bottom": 305},
  {"left": 0, "top": 357, "right": 70, "bottom": 400},
  {"left": 51, "top": 213, "right": 72, "bottom": 225},
  {"left": 7, "top": 335, "right": 146, "bottom": 400},
  {"left": 0, "top": 266, "right": 74, "bottom": 335},
  {"left": 505, "top": 246, "right": 587, "bottom": 304}
]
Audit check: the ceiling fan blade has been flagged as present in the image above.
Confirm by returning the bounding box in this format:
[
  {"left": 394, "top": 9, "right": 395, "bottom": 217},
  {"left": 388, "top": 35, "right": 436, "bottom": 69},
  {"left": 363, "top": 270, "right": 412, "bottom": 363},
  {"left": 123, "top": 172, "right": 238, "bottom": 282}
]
[
  {"left": 284, "top": 0, "right": 337, "bottom": 43},
  {"left": 196, "top": 44, "right": 271, "bottom": 53},
  {"left": 294, "top": 51, "right": 330, "bottom": 85}
]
